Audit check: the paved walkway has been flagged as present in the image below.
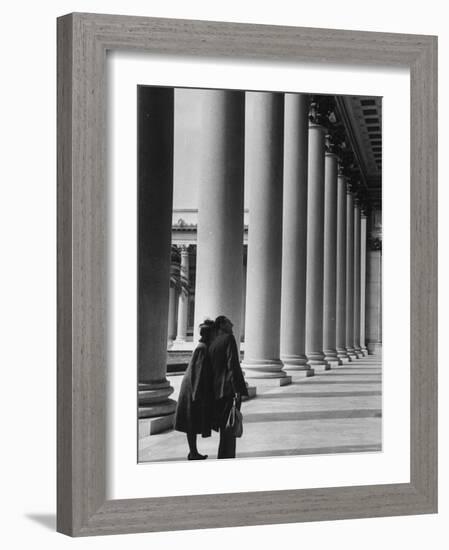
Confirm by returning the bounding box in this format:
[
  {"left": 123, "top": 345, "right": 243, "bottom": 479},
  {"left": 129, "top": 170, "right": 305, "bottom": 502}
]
[{"left": 139, "top": 354, "right": 382, "bottom": 462}]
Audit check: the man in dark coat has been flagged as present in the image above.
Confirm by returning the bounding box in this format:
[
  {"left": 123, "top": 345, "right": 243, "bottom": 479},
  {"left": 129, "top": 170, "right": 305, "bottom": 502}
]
[{"left": 208, "top": 315, "right": 248, "bottom": 459}]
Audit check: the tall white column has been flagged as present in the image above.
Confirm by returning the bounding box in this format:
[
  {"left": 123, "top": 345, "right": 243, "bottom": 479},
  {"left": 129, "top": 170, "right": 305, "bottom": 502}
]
[
  {"left": 322, "top": 142, "right": 339, "bottom": 367},
  {"left": 174, "top": 245, "right": 189, "bottom": 344},
  {"left": 280, "top": 93, "right": 313, "bottom": 376},
  {"left": 243, "top": 92, "right": 291, "bottom": 385},
  {"left": 345, "top": 186, "right": 358, "bottom": 359},
  {"left": 365, "top": 206, "right": 382, "bottom": 354},
  {"left": 353, "top": 198, "right": 362, "bottom": 356},
  {"left": 336, "top": 167, "right": 351, "bottom": 363},
  {"left": 360, "top": 212, "right": 368, "bottom": 355},
  {"left": 138, "top": 86, "right": 176, "bottom": 435},
  {"left": 305, "top": 112, "right": 328, "bottom": 371},
  {"left": 193, "top": 90, "right": 245, "bottom": 344}
]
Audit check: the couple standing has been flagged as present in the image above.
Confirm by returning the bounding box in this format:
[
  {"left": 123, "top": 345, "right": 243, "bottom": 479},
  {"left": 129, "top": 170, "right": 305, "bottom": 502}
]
[{"left": 174, "top": 315, "right": 248, "bottom": 460}]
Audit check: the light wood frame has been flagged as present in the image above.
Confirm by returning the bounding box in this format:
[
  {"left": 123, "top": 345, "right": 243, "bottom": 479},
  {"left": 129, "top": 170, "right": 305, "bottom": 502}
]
[{"left": 57, "top": 12, "right": 438, "bottom": 536}]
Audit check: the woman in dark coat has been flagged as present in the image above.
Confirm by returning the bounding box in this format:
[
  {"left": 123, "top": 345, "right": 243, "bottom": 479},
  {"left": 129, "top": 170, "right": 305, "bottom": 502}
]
[
  {"left": 174, "top": 319, "right": 215, "bottom": 460},
  {"left": 208, "top": 315, "right": 248, "bottom": 459}
]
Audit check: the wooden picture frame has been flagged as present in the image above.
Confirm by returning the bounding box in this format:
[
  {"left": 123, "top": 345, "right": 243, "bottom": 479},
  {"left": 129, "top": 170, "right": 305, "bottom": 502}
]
[{"left": 57, "top": 12, "right": 437, "bottom": 536}]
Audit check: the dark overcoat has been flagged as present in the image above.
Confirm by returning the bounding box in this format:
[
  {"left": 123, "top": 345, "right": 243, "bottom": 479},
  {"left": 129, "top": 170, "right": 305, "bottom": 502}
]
[
  {"left": 208, "top": 333, "right": 248, "bottom": 431},
  {"left": 174, "top": 343, "right": 213, "bottom": 437}
]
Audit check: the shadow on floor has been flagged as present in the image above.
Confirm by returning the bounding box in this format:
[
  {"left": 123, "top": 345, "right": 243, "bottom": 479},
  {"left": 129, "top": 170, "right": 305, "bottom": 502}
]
[
  {"left": 140, "top": 443, "right": 382, "bottom": 463},
  {"left": 244, "top": 409, "right": 381, "bottom": 423},
  {"left": 237, "top": 443, "right": 382, "bottom": 458},
  {"left": 257, "top": 390, "right": 382, "bottom": 399},
  {"left": 293, "top": 379, "right": 381, "bottom": 385}
]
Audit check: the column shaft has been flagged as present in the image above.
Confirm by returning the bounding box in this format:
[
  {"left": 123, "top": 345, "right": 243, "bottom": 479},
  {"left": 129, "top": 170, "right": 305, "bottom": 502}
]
[
  {"left": 360, "top": 213, "right": 368, "bottom": 355},
  {"left": 174, "top": 246, "right": 189, "bottom": 344},
  {"left": 345, "top": 190, "right": 357, "bottom": 359},
  {"left": 353, "top": 200, "right": 362, "bottom": 355},
  {"left": 280, "top": 94, "right": 312, "bottom": 375},
  {"left": 336, "top": 172, "right": 350, "bottom": 362},
  {"left": 193, "top": 90, "right": 245, "bottom": 344},
  {"left": 305, "top": 123, "right": 328, "bottom": 369},
  {"left": 365, "top": 207, "right": 382, "bottom": 354},
  {"left": 243, "top": 92, "right": 290, "bottom": 384},
  {"left": 138, "top": 86, "right": 176, "bottom": 434},
  {"left": 167, "top": 286, "right": 177, "bottom": 344},
  {"left": 322, "top": 152, "right": 339, "bottom": 366}
]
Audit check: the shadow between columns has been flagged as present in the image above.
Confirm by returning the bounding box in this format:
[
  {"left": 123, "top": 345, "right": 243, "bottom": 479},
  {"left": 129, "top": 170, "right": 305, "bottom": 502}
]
[
  {"left": 292, "top": 379, "right": 381, "bottom": 385},
  {"left": 237, "top": 443, "right": 382, "bottom": 458},
  {"left": 243, "top": 409, "right": 381, "bottom": 423},
  {"left": 257, "top": 390, "right": 382, "bottom": 398}
]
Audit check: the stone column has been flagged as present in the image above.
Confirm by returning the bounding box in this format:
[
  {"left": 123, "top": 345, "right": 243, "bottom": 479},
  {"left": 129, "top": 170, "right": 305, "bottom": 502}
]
[
  {"left": 241, "top": 252, "right": 247, "bottom": 343},
  {"left": 365, "top": 206, "right": 382, "bottom": 354},
  {"left": 193, "top": 90, "right": 245, "bottom": 345},
  {"left": 366, "top": 249, "right": 382, "bottom": 354},
  {"left": 322, "top": 141, "right": 340, "bottom": 368},
  {"left": 353, "top": 199, "right": 363, "bottom": 356},
  {"left": 345, "top": 186, "right": 358, "bottom": 359},
  {"left": 336, "top": 167, "right": 350, "bottom": 363},
  {"left": 280, "top": 93, "right": 313, "bottom": 376},
  {"left": 138, "top": 86, "right": 176, "bottom": 435},
  {"left": 360, "top": 212, "right": 368, "bottom": 355},
  {"left": 243, "top": 92, "right": 291, "bottom": 385},
  {"left": 174, "top": 245, "right": 189, "bottom": 345},
  {"left": 305, "top": 110, "right": 328, "bottom": 371},
  {"left": 167, "top": 285, "right": 177, "bottom": 346}
]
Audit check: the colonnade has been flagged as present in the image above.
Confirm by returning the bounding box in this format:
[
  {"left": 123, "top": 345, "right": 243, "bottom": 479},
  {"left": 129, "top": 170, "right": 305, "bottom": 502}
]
[{"left": 138, "top": 87, "right": 373, "bottom": 434}]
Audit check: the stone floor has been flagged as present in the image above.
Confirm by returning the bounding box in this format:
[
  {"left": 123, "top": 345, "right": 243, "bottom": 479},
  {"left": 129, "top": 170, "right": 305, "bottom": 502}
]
[{"left": 138, "top": 354, "right": 382, "bottom": 463}]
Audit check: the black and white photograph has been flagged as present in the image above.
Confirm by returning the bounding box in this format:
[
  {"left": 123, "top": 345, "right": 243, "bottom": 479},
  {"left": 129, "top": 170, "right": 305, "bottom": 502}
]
[
  {"left": 137, "top": 86, "right": 383, "bottom": 463},
  {"left": 2, "top": 0, "right": 442, "bottom": 544}
]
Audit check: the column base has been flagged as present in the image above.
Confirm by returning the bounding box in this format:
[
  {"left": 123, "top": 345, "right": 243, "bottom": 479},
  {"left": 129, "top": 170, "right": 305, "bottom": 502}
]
[
  {"left": 290, "top": 367, "right": 315, "bottom": 377},
  {"left": 280, "top": 354, "right": 308, "bottom": 370},
  {"left": 242, "top": 358, "right": 292, "bottom": 386},
  {"left": 306, "top": 351, "right": 329, "bottom": 371},
  {"left": 336, "top": 348, "right": 351, "bottom": 363},
  {"left": 367, "top": 342, "right": 382, "bottom": 356},
  {"left": 284, "top": 365, "right": 315, "bottom": 377},
  {"left": 360, "top": 346, "right": 369, "bottom": 356},
  {"left": 252, "top": 376, "right": 293, "bottom": 388},
  {"left": 138, "top": 380, "right": 177, "bottom": 434},
  {"left": 323, "top": 349, "right": 340, "bottom": 369},
  {"left": 313, "top": 363, "right": 331, "bottom": 372},
  {"left": 346, "top": 347, "right": 358, "bottom": 360}
]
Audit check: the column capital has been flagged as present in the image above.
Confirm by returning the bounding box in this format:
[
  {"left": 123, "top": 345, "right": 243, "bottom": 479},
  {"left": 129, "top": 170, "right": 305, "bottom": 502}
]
[
  {"left": 338, "top": 163, "right": 346, "bottom": 177},
  {"left": 325, "top": 133, "right": 339, "bottom": 159},
  {"left": 308, "top": 98, "right": 327, "bottom": 131}
]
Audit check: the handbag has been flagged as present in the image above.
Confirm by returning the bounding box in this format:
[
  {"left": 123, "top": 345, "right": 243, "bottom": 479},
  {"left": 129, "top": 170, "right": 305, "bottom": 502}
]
[{"left": 225, "top": 395, "right": 243, "bottom": 438}]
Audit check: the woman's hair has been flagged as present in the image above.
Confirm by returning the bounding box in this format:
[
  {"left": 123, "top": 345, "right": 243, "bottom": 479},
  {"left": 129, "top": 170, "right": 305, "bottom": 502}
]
[
  {"left": 214, "top": 315, "right": 228, "bottom": 331},
  {"left": 199, "top": 319, "right": 215, "bottom": 344}
]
